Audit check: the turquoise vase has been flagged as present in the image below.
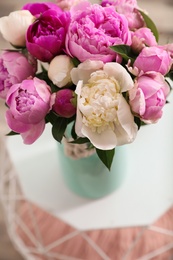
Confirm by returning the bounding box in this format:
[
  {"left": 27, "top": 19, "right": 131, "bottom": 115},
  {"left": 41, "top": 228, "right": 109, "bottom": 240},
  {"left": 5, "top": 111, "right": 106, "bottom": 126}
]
[{"left": 57, "top": 140, "right": 126, "bottom": 199}]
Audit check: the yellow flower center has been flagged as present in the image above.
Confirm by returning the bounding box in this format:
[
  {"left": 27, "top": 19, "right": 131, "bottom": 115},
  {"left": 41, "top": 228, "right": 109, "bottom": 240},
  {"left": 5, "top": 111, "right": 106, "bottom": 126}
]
[{"left": 80, "top": 71, "right": 121, "bottom": 133}]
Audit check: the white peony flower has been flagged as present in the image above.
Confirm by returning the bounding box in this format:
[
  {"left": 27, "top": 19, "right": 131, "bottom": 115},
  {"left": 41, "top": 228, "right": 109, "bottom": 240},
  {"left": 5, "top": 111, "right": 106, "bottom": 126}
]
[
  {"left": 0, "top": 10, "right": 34, "bottom": 47},
  {"left": 48, "top": 55, "right": 75, "bottom": 88},
  {"left": 73, "top": 61, "right": 138, "bottom": 150}
]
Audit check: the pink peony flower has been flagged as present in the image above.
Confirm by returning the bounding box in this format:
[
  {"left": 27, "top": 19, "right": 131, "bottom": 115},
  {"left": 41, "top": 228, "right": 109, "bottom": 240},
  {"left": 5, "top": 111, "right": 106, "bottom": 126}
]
[
  {"left": 66, "top": 1, "right": 131, "bottom": 63},
  {"left": 131, "top": 28, "right": 157, "bottom": 53},
  {"left": 6, "top": 77, "right": 53, "bottom": 144},
  {"left": 26, "top": 9, "right": 70, "bottom": 62},
  {"left": 133, "top": 46, "right": 172, "bottom": 75},
  {"left": 101, "top": 0, "right": 144, "bottom": 30},
  {"left": 129, "top": 72, "right": 170, "bottom": 123},
  {"left": 0, "top": 51, "right": 37, "bottom": 100},
  {"left": 52, "top": 89, "right": 76, "bottom": 118}
]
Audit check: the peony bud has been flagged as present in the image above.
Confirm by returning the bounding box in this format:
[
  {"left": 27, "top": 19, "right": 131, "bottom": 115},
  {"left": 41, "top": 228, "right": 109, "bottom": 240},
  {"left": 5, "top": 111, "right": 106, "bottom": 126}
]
[
  {"left": 0, "top": 10, "right": 35, "bottom": 47},
  {"left": 52, "top": 89, "right": 76, "bottom": 118},
  {"left": 48, "top": 55, "right": 74, "bottom": 88}
]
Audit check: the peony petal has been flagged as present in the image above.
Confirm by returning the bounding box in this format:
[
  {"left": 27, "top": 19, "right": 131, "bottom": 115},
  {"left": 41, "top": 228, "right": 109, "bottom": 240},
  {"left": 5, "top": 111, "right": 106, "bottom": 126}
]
[
  {"left": 75, "top": 109, "right": 85, "bottom": 138},
  {"left": 6, "top": 110, "right": 30, "bottom": 133},
  {"left": 103, "top": 62, "right": 134, "bottom": 92},
  {"left": 71, "top": 60, "right": 104, "bottom": 85},
  {"left": 81, "top": 124, "right": 118, "bottom": 150},
  {"left": 116, "top": 95, "right": 138, "bottom": 145},
  {"left": 21, "top": 120, "right": 45, "bottom": 144},
  {"left": 75, "top": 80, "right": 85, "bottom": 137},
  {"left": 66, "top": 40, "right": 115, "bottom": 63}
]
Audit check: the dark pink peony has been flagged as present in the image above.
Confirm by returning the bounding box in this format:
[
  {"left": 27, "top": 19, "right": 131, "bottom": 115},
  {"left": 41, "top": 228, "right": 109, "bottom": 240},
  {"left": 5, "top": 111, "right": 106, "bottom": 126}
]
[
  {"left": 22, "top": 2, "right": 63, "bottom": 17},
  {"left": 52, "top": 89, "right": 76, "bottom": 118},
  {"left": 26, "top": 9, "right": 70, "bottom": 62}
]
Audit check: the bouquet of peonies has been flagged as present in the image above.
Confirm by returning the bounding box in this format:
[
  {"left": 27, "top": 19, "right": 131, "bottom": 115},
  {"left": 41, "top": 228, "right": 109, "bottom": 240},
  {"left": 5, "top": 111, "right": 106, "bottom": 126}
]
[{"left": 0, "top": 0, "right": 173, "bottom": 169}]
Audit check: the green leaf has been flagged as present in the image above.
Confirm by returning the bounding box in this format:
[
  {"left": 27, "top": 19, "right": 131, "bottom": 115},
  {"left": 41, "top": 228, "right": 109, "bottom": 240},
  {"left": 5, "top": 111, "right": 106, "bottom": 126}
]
[
  {"left": 52, "top": 117, "right": 68, "bottom": 143},
  {"left": 96, "top": 148, "right": 115, "bottom": 171},
  {"left": 139, "top": 10, "right": 159, "bottom": 42},
  {"left": 70, "top": 137, "right": 90, "bottom": 144},
  {"left": 110, "top": 45, "right": 134, "bottom": 62},
  {"left": 46, "top": 110, "right": 60, "bottom": 125},
  {"left": 72, "top": 57, "right": 81, "bottom": 67},
  {"left": 166, "top": 71, "right": 173, "bottom": 82},
  {"left": 71, "top": 122, "right": 77, "bottom": 140},
  {"left": 6, "top": 131, "right": 19, "bottom": 136},
  {"left": 40, "top": 64, "right": 47, "bottom": 72}
]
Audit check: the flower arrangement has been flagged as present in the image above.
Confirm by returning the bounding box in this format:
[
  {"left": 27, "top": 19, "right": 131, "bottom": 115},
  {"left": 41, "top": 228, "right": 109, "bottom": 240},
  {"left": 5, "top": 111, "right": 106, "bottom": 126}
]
[{"left": 0, "top": 0, "right": 173, "bottom": 170}]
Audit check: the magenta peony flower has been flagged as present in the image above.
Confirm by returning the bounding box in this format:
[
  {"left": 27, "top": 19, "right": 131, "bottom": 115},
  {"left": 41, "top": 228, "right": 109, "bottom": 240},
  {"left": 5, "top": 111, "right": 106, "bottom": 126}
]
[
  {"left": 52, "top": 89, "right": 76, "bottom": 118},
  {"left": 133, "top": 46, "right": 172, "bottom": 75},
  {"left": 0, "top": 51, "right": 37, "bottom": 100},
  {"left": 22, "top": 2, "right": 63, "bottom": 17},
  {"left": 129, "top": 72, "right": 170, "bottom": 123},
  {"left": 66, "top": 1, "right": 131, "bottom": 63},
  {"left": 6, "top": 77, "right": 53, "bottom": 144},
  {"left": 26, "top": 9, "right": 70, "bottom": 62}
]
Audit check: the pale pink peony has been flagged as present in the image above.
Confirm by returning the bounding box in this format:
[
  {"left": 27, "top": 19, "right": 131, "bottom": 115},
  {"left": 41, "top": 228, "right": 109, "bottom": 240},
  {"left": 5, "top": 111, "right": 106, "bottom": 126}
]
[
  {"left": 133, "top": 46, "right": 172, "bottom": 76},
  {"left": 66, "top": 1, "right": 131, "bottom": 63},
  {"left": 0, "top": 51, "right": 37, "bottom": 99},
  {"left": 131, "top": 28, "right": 157, "bottom": 53},
  {"left": 6, "top": 78, "right": 53, "bottom": 144},
  {"left": 129, "top": 72, "right": 170, "bottom": 123}
]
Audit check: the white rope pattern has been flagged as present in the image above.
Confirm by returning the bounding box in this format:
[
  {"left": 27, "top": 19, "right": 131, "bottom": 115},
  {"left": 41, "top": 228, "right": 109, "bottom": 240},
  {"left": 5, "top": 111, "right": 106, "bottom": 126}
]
[{"left": 0, "top": 137, "right": 173, "bottom": 260}]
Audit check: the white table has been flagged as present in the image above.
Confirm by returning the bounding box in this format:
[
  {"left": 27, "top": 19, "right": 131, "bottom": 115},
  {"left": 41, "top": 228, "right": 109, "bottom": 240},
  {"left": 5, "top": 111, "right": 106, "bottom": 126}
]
[{"left": 6, "top": 93, "right": 173, "bottom": 231}]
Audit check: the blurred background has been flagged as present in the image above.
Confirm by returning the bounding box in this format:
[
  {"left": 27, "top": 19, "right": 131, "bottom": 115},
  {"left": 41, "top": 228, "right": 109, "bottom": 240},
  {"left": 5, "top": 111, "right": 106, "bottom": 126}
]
[{"left": 0, "top": 0, "right": 173, "bottom": 259}]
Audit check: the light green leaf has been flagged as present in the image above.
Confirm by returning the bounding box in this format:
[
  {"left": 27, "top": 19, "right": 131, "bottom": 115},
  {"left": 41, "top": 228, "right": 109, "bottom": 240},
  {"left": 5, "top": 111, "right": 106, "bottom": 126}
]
[
  {"left": 139, "top": 10, "right": 159, "bottom": 42},
  {"left": 96, "top": 148, "right": 115, "bottom": 171}
]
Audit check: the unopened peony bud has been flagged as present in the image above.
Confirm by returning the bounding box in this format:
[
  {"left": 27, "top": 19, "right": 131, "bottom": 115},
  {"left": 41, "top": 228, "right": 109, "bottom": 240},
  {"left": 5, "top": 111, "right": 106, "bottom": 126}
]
[
  {"left": 52, "top": 89, "right": 76, "bottom": 118},
  {"left": 0, "top": 10, "right": 35, "bottom": 47},
  {"left": 48, "top": 55, "right": 74, "bottom": 88}
]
